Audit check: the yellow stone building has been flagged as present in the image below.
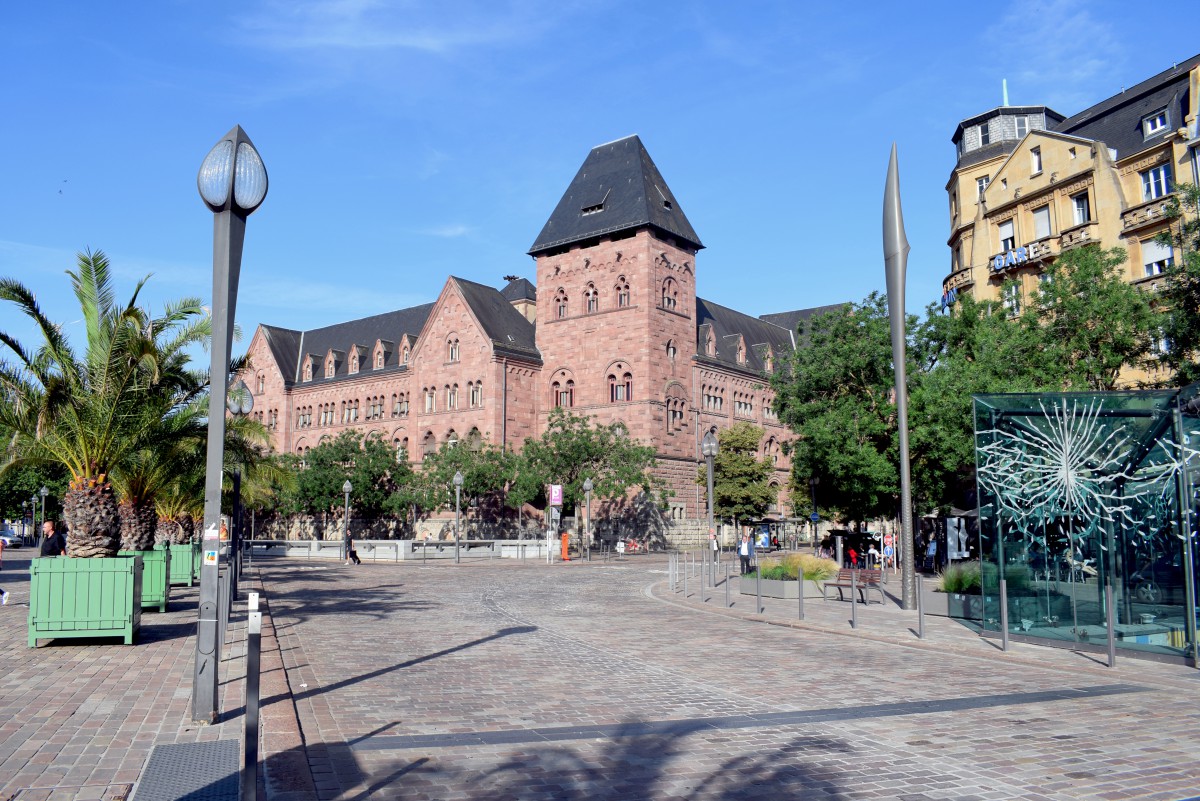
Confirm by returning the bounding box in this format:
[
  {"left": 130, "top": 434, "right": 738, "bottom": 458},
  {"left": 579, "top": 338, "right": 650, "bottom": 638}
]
[{"left": 942, "top": 56, "right": 1200, "bottom": 317}]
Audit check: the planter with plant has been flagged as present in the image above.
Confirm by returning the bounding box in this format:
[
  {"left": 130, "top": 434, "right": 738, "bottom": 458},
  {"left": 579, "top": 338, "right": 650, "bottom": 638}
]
[{"left": 740, "top": 553, "right": 839, "bottom": 598}]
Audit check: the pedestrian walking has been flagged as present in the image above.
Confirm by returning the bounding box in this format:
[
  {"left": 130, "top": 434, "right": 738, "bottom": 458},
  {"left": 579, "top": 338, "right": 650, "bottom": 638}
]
[
  {"left": 345, "top": 535, "right": 362, "bottom": 565},
  {"left": 848, "top": 547, "right": 858, "bottom": 568},
  {"left": 738, "top": 533, "right": 754, "bottom": 575},
  {"left": 39, "top": 521, "right": 65, "bottom": 558},
  {"left": 1, "top": 536, "right": 8, "bottom": 604},
  {"left": 868, "top": 544, "right": 880, "bottom": 568}
]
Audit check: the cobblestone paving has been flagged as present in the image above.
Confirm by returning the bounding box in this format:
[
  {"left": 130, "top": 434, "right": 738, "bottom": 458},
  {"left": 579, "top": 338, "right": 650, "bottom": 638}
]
[
  {"left": 0, "top": 552, "right": 247, "bottom": 801},
  {"left": 258, "top": 554, "right": 1200, "bottom": 801}
]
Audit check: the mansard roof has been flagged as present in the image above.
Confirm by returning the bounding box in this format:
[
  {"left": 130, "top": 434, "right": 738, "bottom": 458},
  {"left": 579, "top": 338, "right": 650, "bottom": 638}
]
[
  {"left": 1052, "top": 53, "right": 1200, "bottom": 162},
  {"left": 529, "top": 135, "right": 703, "bottom": 255},
  {"left": 451, "top": 277, "right": 541, "bottom": 362},
  {"left": 694, "top": 298, "right": 794, "bottom": 375}
]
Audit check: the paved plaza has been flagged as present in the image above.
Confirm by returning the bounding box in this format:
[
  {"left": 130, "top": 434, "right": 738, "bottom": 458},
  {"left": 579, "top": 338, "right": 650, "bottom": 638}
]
[{"left": 2, "top": 549, "right": 1200, "bottom": 800}]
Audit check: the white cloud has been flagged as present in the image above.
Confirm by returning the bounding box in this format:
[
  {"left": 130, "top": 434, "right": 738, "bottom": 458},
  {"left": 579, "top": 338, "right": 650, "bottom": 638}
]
[{"left": 419, "top": 224, "right": 472, "bottom": 238}]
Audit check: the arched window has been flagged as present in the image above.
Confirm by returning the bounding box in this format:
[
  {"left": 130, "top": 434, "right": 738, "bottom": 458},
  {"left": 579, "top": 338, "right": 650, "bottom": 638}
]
[
  {"left": 303, "top": 361, "right": 313, "bottom": 382},
  {"left": 325, "top": 356, "right": 335, "bottom": 378},
  {"left": 349, "top": 351, "right": 359, "bottom": 374},
  {"left": 585, "top": 283, "right": 598, "bottom": 313},
  {"left": 447, "top": 384, "right": 458, "bottom": 410},
  {"left": 552, "top": 379, "right": 575, "bottom": 408},
  {"left": 661, "top": 277, "right": 677, "bottom": 311},
  {"left": 395, "top": 437, "right": 409, "bottom": 463},
  {"left": 402, "top": 346, "right": 410, "bottom": 365},
  {"left": 666, "top": 340, "right": 677, "bottom": 361},
  {"left": 470, "top": 382, "right": 483, "bottom": 408},
  {"left": 424, "top": 388, "right": 435, "bottom": 413},
  {"left": 466, "top": 427, "right": 482, "bottom": 450},
  {"left": 616, "top": 277, "right": 630, "bottom": 308},
  {"left": 374, "top": 350, "right": 384, "bottom": 369},
  {"left": 255, "top": 373, "right": 265, "bottom": 394},
  {"left": 609, "top": 372, "right": 632, "bottom": 402},
  {"left": 555, "top": 288, "right": 569, "bottom": 319},
  {"left": 448, "top": 338, "right": 460, "bottom": 362},
  {"left": 422, "top": 431, "right": 436, "bottom": 456},
  {"left": 446, "top": 429, "right": 459, "bottom": 448}
]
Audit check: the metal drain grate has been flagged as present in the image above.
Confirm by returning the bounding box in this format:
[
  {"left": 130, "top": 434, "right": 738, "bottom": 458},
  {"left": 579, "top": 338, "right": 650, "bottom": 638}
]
[{"left": 131, "top": 740, "right": 239, "bottom": 801}]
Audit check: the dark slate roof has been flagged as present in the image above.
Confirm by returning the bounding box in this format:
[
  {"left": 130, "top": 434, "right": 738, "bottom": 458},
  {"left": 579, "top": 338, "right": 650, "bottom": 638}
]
[
  {"left": 272, "top": 303, "right": 435, "bottom": 387},
  {"left": 501, "top": 277, "right": 537, "bottom": 302},
  {"left": 695, "top": 298, "right": 794, "bottom": 374},
  {"left": 529, "top": 135, "right": 703, "bottom": 255},
  {"left": 452, "top": 277, "right": 542, "bottom": 363},
  {"left": 759, "top": 303, "right": 851, "bottom": 343},
  {"left": 955, "top": 140, "right": 1021, "bottom": 170},
  {"left": 1053, "top": 54, "right": 1200, "bottom": 161},
  {"left": 951, "top": 106, "right": 1064, "bottom": 143}
]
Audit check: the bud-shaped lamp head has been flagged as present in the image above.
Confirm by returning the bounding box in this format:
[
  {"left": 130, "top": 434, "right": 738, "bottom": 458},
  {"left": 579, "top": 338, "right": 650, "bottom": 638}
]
[{"left": 198, "top": 125, "right": 268, "bottom": 214}]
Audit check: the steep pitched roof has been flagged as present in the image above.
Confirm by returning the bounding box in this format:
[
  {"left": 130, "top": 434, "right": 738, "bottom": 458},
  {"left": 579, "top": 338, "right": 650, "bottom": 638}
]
[
  {"left": 529, "top": 135, "right": 703, "bottom": 255},
  {"left": 501, "top": 277, "right": 537, "bottom": 302},
  {"left": 694, "top": 298, "right": 793, "bottom": 374},
  {"left": 452, "top": 277, "right": 541, "bottom": 362},
  {"left": 759, "top": 303, "right": 851, "bottom": 345},
  {"left": 1053, "top": 54, "right": 1200, "bottom": 161},
  {"left": 280, "top": 304, "right": 435, "bottom": 386}
]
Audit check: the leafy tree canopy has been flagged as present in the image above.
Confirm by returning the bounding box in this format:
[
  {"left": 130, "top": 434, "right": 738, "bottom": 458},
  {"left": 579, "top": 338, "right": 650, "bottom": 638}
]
[
  {"left": 1157, "top": 183, "right": 1200, "bottom": 385},
  {"left": 283, "top": 430, "right": 411, "bottom": 519},
  {"left": 697, "top": 421, "right": 774, "bottom": 523}
]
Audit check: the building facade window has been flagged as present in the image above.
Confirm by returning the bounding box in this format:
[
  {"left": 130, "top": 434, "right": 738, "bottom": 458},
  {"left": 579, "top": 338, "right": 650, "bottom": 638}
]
[
  {"left": 666, "top": 340, "right": 677, "bottom": 361},
  {"left": 552, "top": 379, "right": 574, "bottom": 408},
  {"left": 1030, "top": 147, "right": 1042, "bottom": 175},
  {"left": 395, "top": 438, "right": 408, "bottom": 463},
  {"left": 256, "top": 373, "right": 265, "bottom": 394},
  {"left": 374, "top": 350, "right": 384, "bottom": 369},
  {"left": 1014, "top": 116, "right": 1028, "bottom": 139},
  {"left": 1141, "top": 164, "right": 1172, "bottom": 201},
  {"left": 349, "top": 351, "right": 359, "bottom": 374},
  {"left": 1142, "top": 239, "right": 1175, "bottom": 276},
  {"left": 1143, "top": 109, "right": 1169, "bottom": 137},
  {"left": 423, "top": 432, "right": 436, "bottom": 456},
  {"left": 447, "top": 384, "right": 458, "bottom": 410},
  {"left": 325, "top": 357, "right": 335, "bottom": 378},
  {"left": 1072, "top": 191, "right": 1091, "bottom": 225},
  {"left": 979, "top": 122, "right": 990, "bottom": 146},
  {"left": 469, "top": 382, "right": 482, "bottom": 408},
  {"left": 999, "top": 219, "right": 1015, "bottom": 252},
  {"left": 609, "top": 372, "right": 632, "bottom": 402},
  {"left": 585, "top": 283, "right": 598, "bottom": 313},
  {"left": 555, "top": 288, "right": 569, "bottom": 319},
  {"left": 661, "top": 278, "right": 678, "bottom": 311},
  {"left": 402, "top": 346, "right": 410, "bottom": 364},
  {"left": 447, "top": 338, "right": 460, "bottom": 362},
  {"left": 1032, "top": 205, "right": 1051, "bottom": 239},
  {"left": 616, "top": 277, "right": 630, "bottom": 308},
  {"left": 976, "top": 175, "right": 990, "bottom": 199},
  {"left": 1002, "top": 283, "right": 1021, "bottom": 316},
  {"left": 424, "top": 388, "right": 435, "bottom": 413}
]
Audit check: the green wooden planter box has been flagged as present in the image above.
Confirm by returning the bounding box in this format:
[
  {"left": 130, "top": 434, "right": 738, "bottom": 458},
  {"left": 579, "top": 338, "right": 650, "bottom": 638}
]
[
  {"left": 168, "top": 543, "right": 198, "bottom": 587},
  {"left": 119, "top": 548, "right": 171, "bottom": 612},
  {"left": 29, "top": 555, "right": 143, "bottom": 647}
]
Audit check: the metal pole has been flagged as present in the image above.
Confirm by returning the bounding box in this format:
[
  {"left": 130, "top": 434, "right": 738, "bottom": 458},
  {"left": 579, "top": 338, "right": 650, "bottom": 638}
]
[
  {"left": 756, "top": 567, "right": 762, "bottom": 614},
  {"left": 851, "top": 571, "right": 858, "bottom": 629},
  {"left": 242, "top": 593, "right": 262, "bottom": 801},
  {"left": 1106, "top": 582, "right": 1117, "bottom": 668},
  {"left": 342, "top": 488, "right": 349, "bottom": 563},
  {"left": 1000, "top": 578, "right": 1009, "bottom": 651},
  {"left": 798, "top": 573, "right": 805, "bottom": 620},
  {"left": 454, "top": 485, "right": 461, "bottom": 564},
  {"left": 883, "top": 143, "right": 916, "bottom": 610},
  {"left": 195, "top": 204, "right": 246, "bottom": 725},
  {"left": 684, "top": 562, "right": 689, "bottom": 598},
  {"left": 586, "top": 490, "right": 591, "bottom": 562},
  {"left": 725, "top": 563, "right": 731, "bottom": 608},
  {"left": 917, "top": 574, "right": 925, "bottom": 639}
]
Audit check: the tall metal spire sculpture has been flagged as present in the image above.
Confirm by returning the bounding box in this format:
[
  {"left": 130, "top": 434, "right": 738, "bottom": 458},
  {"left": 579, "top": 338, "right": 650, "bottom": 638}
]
[{"left": 883, "top": 143, "right": 916, "bottom": 610}]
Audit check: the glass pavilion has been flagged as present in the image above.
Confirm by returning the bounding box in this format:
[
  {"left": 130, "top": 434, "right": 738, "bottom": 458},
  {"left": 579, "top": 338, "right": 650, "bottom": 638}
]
[{"left": 974, "top": 386, "right": 1200, "bottom": 664}]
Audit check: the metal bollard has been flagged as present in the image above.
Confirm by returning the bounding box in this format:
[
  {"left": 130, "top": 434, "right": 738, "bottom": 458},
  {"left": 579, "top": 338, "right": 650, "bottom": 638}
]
[
  {"left": 917, "top": 575, "right": 925, "bottom": 639},
  {"left": 1000, "top": 578, "right": 1009, "bottom": 651},
  {"left": 756, "top": 567, "right": 762, "bottom": 614},
  {"left": 1106, "top": 582, "right": 1116, "bottom": 668},
  {"left": 726, "top": 563, "right": 731, "bottom": 608},
  {"left": 217, "top": 565, "right": 230, "bottom": 648},
  {"left": 850, "top": 570, "right": 858, "bottom": 629},
  {"left": 684, "top": 563, "right": 689, "bottom": 598},
  {"left": 242, "top": 592, "right": 262, "bottom": 801},
  {"left": 798, "top": 574, "right": 805, "bottom": 621}
]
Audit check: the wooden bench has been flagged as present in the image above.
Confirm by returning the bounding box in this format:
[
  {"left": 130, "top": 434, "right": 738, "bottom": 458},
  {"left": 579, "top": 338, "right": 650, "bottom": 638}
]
[{"left": 822, "top": 569, "right": 885, "bottom": 604}]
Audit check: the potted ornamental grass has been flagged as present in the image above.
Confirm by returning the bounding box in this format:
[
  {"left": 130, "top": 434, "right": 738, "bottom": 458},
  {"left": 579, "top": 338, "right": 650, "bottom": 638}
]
[{"left": 741, "top": 553, "right": 840, "bottom": 599}]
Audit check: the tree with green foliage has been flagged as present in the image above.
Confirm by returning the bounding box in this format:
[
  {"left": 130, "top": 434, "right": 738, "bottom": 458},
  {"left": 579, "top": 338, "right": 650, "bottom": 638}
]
[
  {"left": 1156, "top": 183, "right": 1200, "bottom": 385},
  {"left": 697, "top": 421, "right": 774, "bottom": 524},
  {"left": 771, "top": 294, "right": 909, "bottom": 523},
  {"left": 1021, "top": 244, "right": 1160, "bottom": 390},
  {"left": 519, "top": 406, "right": 661, "bottom": 515},
  {"left": 413, "top": 440, "right": 516, "bottom": 524},
  {"left": 0, "top": 251, "right": 211, "bottom": 557},
  {"left": 284, "top": 430, "right": 412, "bottom": 520}
]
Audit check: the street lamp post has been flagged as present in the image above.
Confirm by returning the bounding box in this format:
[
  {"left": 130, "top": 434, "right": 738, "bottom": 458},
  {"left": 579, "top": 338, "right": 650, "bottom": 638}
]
[
  {"left": 454, "top": 471, "right": 464, "bottom": 564},
  {"left": 582, "top": 478, "right": 593, "bottom": 561},
  {"left": 883, "top": 142, "right": 916, "bottom": 610},
  {"left": 22, "top": 501, "right": 28, "bottom": 541},
  {"left": 39, "top": 485, "right": 48, "bottom": 531},
  {"left": 701, "top": 430, "right": 719, "bottom": 557},
  {"left": 29, "top": 496, "right": 37, "bottom": 543},
  {"left": 342, "top": 480, "right": 352, "bottom": 563},
  {"left": 194, "top": 125, "right": 268, "bottom": 724}
]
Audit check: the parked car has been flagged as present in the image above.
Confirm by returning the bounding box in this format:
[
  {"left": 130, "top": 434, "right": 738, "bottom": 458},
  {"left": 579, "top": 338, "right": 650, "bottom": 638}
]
[{"left": 0, "top": 527, "right": 23, "bottom": 548}]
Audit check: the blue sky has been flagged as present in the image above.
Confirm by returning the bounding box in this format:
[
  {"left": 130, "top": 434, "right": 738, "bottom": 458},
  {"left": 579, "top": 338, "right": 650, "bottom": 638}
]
[{"left": 1, "top": 1, "right": 1193, "bottom": 352}]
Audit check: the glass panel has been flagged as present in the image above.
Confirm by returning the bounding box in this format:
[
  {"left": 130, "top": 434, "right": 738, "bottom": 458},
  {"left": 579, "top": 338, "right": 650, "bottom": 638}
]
[{"left": 974, "top": 388, "right": 1198, "bottom": 661}]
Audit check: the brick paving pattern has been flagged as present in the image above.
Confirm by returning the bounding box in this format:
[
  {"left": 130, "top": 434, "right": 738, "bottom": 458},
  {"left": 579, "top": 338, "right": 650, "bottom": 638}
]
[{"left": 3, "top": 549, "right": 1199, "bottom": 800}]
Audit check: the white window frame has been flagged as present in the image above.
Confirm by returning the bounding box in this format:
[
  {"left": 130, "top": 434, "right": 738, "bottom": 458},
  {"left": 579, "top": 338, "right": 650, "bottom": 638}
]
[
  {"left": 1032, "top": 205, "right": 1051, "bottom": 239},
  {"left": 1014, "top": 116, "right": 1028, "bottom": 139},
  {"left": 977, "top": 175, "right": 990, "bottom": 199},
  {"left": 1142, "top": 239, "right": 1175, "bottom": 276},
  {"left": 1072, "top": 192, "right": 1090, "bottom": 225},
  {"left": 1141, "top": 164, "right": 1172, "bottom": 201},
  {"left": 1030, "top": 146, "right": 1042, "bottom": 175},
  {"left": 999, "top": 219, "right": 1015, "bottom": 252},
  {"left": 1143, "top": 109, "right": 1169, "bottom": 137}
]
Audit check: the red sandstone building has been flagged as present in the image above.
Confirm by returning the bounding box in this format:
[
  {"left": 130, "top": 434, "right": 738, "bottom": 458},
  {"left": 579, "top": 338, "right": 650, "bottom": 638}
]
[{"left": 243, "top": 136, "right": 837, "bottom": 527}]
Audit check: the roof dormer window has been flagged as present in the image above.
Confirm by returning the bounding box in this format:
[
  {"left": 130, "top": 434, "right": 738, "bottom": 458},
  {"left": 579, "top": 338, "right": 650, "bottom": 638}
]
[{"left": 1143, "top": 109, "right": 1169, "bottom": 138}]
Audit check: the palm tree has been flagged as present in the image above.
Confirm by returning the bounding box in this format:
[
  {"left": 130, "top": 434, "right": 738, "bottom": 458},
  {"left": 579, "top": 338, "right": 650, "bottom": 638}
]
[{"left": 0, "top": 250, "right": 207, "bottom": 557}]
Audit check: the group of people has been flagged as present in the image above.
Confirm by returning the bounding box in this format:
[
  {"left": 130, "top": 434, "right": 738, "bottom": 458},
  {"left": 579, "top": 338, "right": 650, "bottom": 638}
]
[{"left": 0, "top": 520, "right": 66, "bottom": 605}]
